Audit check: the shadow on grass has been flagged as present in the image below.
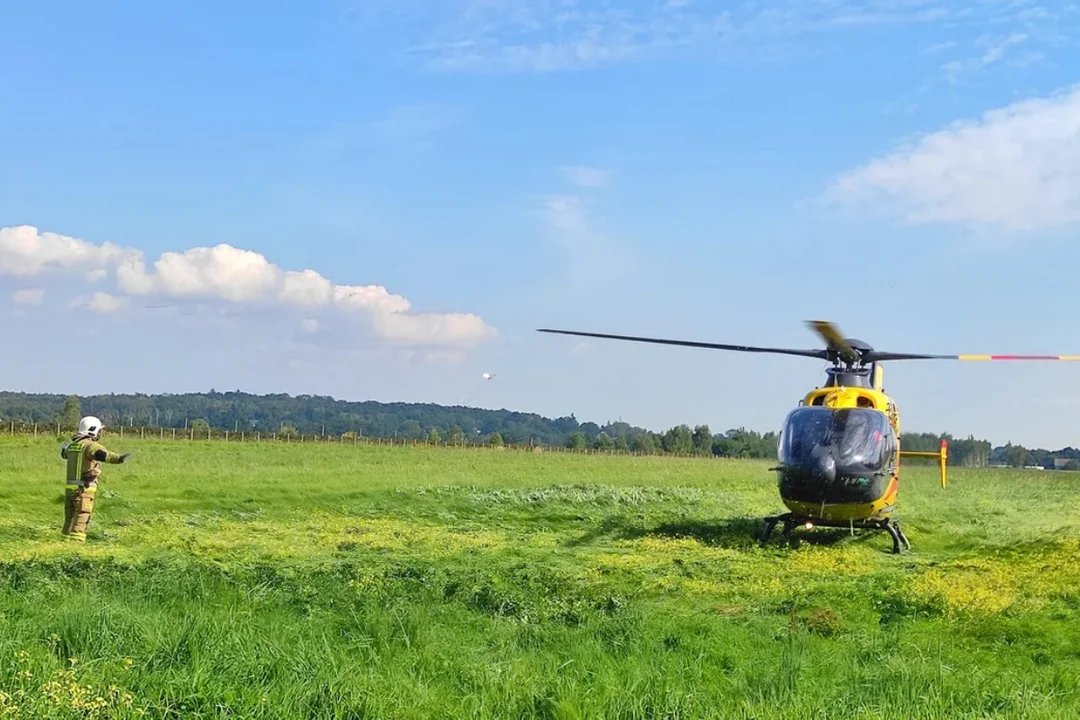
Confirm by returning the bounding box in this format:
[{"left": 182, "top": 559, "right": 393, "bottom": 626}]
[{"left": 566, "top": 516, "right": 863, "bottom": 551}]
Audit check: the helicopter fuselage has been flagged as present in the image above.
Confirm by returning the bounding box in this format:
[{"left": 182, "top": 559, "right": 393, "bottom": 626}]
[{"left": 773, "top": 364, "right": 902, "bottom": 525}]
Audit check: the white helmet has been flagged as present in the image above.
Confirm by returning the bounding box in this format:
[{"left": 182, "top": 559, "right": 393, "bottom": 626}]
[{"left": 77, "top": 416, "right": 104, "bottom": 438}]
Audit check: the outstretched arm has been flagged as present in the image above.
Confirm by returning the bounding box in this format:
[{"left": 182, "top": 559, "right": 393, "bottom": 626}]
[{"left": 89, "top": 442, "right": 130, "bottom": 464}]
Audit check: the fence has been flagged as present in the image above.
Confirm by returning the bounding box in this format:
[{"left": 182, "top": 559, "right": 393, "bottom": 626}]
[{"left": 0, "top": 420, "right": 743, "bottom": 461}]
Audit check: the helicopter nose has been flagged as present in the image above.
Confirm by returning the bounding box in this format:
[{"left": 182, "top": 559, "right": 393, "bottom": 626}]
[{"left": 812, "top": 446, "right": 837, "bottom": 483}]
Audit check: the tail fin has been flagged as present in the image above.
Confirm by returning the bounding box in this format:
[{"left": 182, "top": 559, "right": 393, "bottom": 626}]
[{"left": 899, "top": 438, "right": 948, "bottom": 489}]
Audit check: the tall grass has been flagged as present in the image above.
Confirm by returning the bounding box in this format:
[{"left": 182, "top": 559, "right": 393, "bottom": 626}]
[{"left": 1, "top": 436, "right": 1077, "bottom": 718}]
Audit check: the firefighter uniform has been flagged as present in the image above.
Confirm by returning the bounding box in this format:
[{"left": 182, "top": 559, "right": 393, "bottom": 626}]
[{"left": 60, "top": 416, "right": 129, "bottom": 541}]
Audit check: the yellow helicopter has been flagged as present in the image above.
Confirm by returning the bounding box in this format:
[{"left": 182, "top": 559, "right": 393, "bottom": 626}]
[{"left": 538, "top": 320, "right": 1075, "bottom": 553}]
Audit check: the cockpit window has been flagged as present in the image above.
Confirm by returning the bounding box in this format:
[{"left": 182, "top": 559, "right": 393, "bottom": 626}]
[{"left": 778, "top": 406, "right": 893, "bottom": 473}]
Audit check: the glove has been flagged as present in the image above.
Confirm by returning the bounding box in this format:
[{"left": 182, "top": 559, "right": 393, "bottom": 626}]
[
  {"left": 119, "top": 453, "right": 132, "bottom": 463},
  {"left": 60, "top": 442, "right": 70, "bottom": 458}
]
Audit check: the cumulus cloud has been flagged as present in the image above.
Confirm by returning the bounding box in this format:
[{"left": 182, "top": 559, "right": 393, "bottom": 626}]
[
  {"left": 371, "top": 311, "right": 496, "bottom": 346},
  {"left": 280, "top": 269, "right": 334, "bottom": 308},
  {"left": 118, "top": 244, "right": 285, "bottom": 302},
  {"left": 826, "top": 84, "right": 1080, "bottom": 231},
  {"left": 0, "top": 224, "right": 497, "bottom": 346},
  {"left": 72, "top": 292, "right": 126, "bottom": 315},
  {"left": 333, "top": 284, "right": 412, "bottom": 314},
  {"left": 0, "top": 225, "right": 133, "bottom": 277},
  {"left": 12, "top": 289, "right": 44, "bottom": 306}
]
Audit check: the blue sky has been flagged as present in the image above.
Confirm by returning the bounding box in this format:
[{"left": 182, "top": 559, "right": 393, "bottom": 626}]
[{"left": 4, "top": 0, "right": 1080, "bottom": 448}]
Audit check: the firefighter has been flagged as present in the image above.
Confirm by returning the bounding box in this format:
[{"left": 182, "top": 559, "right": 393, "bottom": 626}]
[{"left": 59, "top": 416, "right": 130, "bottom": 541}]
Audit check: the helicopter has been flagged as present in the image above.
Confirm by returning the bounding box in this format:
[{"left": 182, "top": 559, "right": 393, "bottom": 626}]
[{"left": 538, "top": 320, "right": 1077, "bottom": 553}]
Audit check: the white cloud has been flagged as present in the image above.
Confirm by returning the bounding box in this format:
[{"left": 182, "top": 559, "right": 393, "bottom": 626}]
[
  {"left": 300, "top": 318, "right": 320, "bottom": 333},
  {"left": 826, "top": 84, "right": 1080, "bottom": 231},
  {"left": 0, "top": 225, "right": 497, "bottom": 347},
  {"left": 12, "top": 288, "right": 44, "bottom": 306},
  {"left": 72, "top": 292, "right": 126, "bottom": 315},
  {"left": 371, "top": 310, "right": 496, "bottom": 346},
  {"left": 280, "top": 269, "right": 335, "bottom": 308},
  {"left": 118, "top": 244, "right": 285, "bottom": 303},
  {"left": 0, "top": 225, "right": 132, "bottom": 277},
  {"left": 333, "top": 284, "right": 412, "bottom": 314},
  {"left": 562, "top": 165, "right": 611, "bottom": 188}
]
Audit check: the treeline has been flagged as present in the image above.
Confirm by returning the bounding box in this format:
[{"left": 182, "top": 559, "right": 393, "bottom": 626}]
[
  {"left": 0, "top": 390, "right": 777, "bottom": 458},
  {"left": 883, "top": 432, "right": 1080, "bottom": 470},
  {"left": 0, "top": 390, "right": 1076, "bottom": 466}
]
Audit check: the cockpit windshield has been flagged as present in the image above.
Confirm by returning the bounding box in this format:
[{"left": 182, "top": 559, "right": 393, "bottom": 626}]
[{"left": 778, "top": 406, "right": 894, "bottom": 474}]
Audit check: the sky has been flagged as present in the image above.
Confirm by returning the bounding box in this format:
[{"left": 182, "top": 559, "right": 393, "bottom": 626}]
[{"left": 4, "top": 0, "right": 1080, "bottom": 448}]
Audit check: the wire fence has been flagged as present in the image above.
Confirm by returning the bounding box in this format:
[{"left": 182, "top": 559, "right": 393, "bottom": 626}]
[{"left": 0, "top": 420, "right": 743, "bottom": 461}]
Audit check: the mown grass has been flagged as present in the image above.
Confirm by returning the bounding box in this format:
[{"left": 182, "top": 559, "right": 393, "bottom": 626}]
[{"left": 0, "top": 435, "right": 1078, "bottom": 718}]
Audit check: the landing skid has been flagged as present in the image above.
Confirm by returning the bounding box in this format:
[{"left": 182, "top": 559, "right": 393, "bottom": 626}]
[{"left": 759, "top": 513, "right": 911, "bottom": 554}]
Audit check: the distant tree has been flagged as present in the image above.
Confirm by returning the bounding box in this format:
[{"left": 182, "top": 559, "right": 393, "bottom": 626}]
[
  {"left": 1006, "top": 443, "right": 1029, "bottom": 468},
  {"left": 487, "top": 432, "right": 504, "bottom": 447},
  {"left": 567, "top": 431, "right": 586, "bottom": 450},
  {"left": 592, "top": 432, "right": 614, "bottom": 451},
  {"left": 399, "top": 420, "right": 423, "bottom": 439},
  {"left": 58, "top": 395, "right": 81, "bottom": 431},
  {"left": 692, "top": 424, "right": 712, "bottom": 454},
  {"left": 662, "top": 425, "right": 693, "bottom": 454},
  {"left": 631, "top": 433, "right": 658, "bottom": 453},
  {"left": 427, "top": 427, "right": 442, "bottom": 443},
  {"left": 614, "top": 436, "right": 629, "bottom": 452},
  {"left": 579, "top": 422, "right": 601, "bottom": 440},
  {"left": 714, "top": 427, "right": 777, "bottom": 458},
  {"left": 191, "top": 418, "right": 209, "bottom": 430},
  {"left": 448, "top": 425, "right": 464, "bottom": 445}
]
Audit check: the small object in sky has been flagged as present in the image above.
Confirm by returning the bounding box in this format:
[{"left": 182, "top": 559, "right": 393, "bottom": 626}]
[{"left": 482, "top": 373, "right": 495, "bottom": 380}]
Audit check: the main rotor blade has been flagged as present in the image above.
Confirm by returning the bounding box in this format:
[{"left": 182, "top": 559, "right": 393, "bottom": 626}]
[
  {"left": 866, "top": 351, "right": 1080, "bottom": 362},
  {"left": 804, "top": 320, "right": 858, "bottom": 363},
  {"left": 536, "top": 329, "right": 829, "bottom": 359}
]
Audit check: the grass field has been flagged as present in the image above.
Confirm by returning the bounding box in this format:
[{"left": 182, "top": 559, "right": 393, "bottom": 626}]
[{"left": 0, "top": 435, "right": 1078, "bottom": 719}]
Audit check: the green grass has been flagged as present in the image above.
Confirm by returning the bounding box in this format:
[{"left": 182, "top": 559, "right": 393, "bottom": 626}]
[{"left": 1, "top": 435, "right": 1078, "bottom": 719}]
